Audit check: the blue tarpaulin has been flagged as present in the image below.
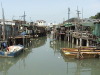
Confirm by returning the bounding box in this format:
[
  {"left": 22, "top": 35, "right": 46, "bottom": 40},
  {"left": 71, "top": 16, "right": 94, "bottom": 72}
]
[{"left": 20, "top": 31, "right": 27, "bottom": 35}]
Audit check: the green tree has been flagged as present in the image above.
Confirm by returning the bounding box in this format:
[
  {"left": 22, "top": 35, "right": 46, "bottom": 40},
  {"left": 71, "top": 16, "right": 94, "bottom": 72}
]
[
  {"left": 90, "top": 12, "right": 100, "bottom": 19},
  {"left": 95, "top": 13, "right": 100, "bottom": 19}
]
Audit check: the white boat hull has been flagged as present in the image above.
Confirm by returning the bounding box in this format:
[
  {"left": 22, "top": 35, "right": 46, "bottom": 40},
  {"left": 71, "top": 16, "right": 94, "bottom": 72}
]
[{"left": 0, "top": 45, "right": 24, "bottom": 57}]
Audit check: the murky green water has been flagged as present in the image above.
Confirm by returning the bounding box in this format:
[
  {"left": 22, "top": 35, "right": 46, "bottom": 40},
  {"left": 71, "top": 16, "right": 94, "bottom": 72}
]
[{"left": 0, "top": 35, "right": 100, "bottom": 75}]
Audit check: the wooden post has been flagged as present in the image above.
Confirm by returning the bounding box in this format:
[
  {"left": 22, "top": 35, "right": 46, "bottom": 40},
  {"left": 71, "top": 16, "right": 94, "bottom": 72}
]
[
  {"left": 86, "top": 39, "right": 89, "bottom": 47},
  {"left": 80, "top": 38, "right": 82, "bottom": 47},
  {"left": 72, "top": 37, "right": 74, "bottom": 44},
  {"left": 68, "top": 35, "right": 70, "bottom": 42},
  {"left": 76, "top": 38, "right": 79, "bottom": 46}
]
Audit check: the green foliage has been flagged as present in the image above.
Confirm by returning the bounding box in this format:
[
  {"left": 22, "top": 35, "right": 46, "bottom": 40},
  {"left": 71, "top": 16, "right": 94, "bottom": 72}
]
[
  {"left": 90, "top": 25, "right": 95, "bottom": 31},
  {"left": 90, "top": 12, "right": 100, "bottom": 19},
  {"left": 90, "top": 16, "right": 96, "bottom": 19}
]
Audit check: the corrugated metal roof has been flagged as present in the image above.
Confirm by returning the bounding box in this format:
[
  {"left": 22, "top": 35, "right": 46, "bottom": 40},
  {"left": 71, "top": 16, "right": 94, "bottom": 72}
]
[
  {"left": 64, "top": 23, "right": 75, "bottom": 27},
  {"left": 82, "top": 22, "right": 94, "bottom": 26}
]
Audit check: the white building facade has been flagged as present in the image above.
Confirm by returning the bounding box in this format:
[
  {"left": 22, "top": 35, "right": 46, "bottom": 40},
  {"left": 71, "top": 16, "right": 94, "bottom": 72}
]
[{"left": 36, "top": 20, "right": 46, "bottom": 26}]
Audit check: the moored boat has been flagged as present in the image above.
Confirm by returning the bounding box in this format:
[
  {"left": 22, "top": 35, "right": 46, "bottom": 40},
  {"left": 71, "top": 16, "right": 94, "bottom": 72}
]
[
  {"left": 0, "top": 45, "right": 24, "bottom": 57},
  {"left": 61, "top": 46, "right": 100, "bottom": 59}
]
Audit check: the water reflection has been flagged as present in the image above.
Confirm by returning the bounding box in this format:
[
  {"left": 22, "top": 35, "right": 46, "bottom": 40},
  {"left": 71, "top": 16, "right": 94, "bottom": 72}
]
[
  {"left": 48, "top": 33, "right": 100, "bottom": 75},
  {"left": 61, "top": 52, "right": 100, "bottom": 75},
  {"left": 0, "top": 36, "right": 100, "bottom": 75},
  {"left": 32, "top": 37, "right": 47, "bottom": 48},
  {"left": 0, "top": 45, "right": 33, "bottom": 75},
  {"left": 0, "top": 37, "right": 47, "bottom": 75},
  {"left": 0, "top": 58, "right": 12, "bottom": 75},
  {"left": 49, "top": 40, "right": 76, "bottom": 56},
  {"left": 50, "top": 40, "right": 75, "bottom": 49}
]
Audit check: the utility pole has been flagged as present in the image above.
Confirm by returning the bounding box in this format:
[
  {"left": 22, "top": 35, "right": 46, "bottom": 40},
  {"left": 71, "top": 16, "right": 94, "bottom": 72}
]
[
  {"left": 23, "top": 11, "right": 26, "bottom": 46},
  {"left": 23, "top": 11, "right": 26, "bottom": 24},
  {"left": 68, "top": 7, "right": 70, "bottom": 42},
  {"left": 1, "top": 3, "right": 6, "bottom": 41}
]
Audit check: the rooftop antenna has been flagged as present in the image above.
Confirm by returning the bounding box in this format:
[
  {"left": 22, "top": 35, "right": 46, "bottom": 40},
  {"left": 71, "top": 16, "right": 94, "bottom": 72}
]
[
  {"left": 23, "top": 11, "right": 26, "bottom": 22},
  {"left": 21, "top": 11, "right": 26, "bottom": 24},
  {"left": 76, "top": 6, "right": 81, "bottom": 24},
  {"left": 75, "top": 6, "right": 81, "bottom": 31},
  {"left": 68, "top": 7, "right": 70, "bottom": 23},
  {"left": 24, "top": 11, "right": 26, "bottom": 21}
]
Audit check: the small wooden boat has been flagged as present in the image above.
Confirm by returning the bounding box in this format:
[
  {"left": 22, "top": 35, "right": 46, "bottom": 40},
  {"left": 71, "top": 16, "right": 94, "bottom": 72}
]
[
  {"left": 0, "top": 45, "right": 24, "bottom": 57},
  {"left": 61, "top": 46, "right": 100, "bottom": 58}
]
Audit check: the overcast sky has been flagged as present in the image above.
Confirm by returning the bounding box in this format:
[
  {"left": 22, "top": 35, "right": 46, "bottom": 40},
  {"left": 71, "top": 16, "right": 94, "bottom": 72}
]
[{"left": 0, "top": 0, "right": 100, "bottom": 23}]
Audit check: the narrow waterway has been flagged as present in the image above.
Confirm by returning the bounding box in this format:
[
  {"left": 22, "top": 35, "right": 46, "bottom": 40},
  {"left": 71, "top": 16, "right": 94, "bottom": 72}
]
[{"left": 0, "top": 35, "right": 100, "bottom": 75}]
